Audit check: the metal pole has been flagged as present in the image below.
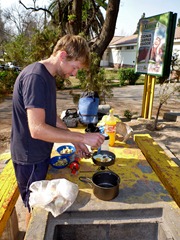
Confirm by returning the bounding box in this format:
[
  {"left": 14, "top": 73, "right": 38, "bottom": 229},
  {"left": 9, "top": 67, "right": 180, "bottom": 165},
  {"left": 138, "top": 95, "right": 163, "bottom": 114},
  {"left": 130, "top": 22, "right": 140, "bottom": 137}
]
[
  {"left": 148, "top": 76, "right": 156, "bottom": 119},
  {"left": 141, "top": 75, "right": 148, "bottom": 118}
]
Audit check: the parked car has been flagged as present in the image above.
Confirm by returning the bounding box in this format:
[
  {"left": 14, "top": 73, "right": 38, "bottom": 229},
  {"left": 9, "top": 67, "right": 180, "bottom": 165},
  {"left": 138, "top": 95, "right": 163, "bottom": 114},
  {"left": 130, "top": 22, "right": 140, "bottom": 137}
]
[
  {"left": 0, "top": 64, "right": 5, "bottom": 70},
  {"left": 3, "top": 62, "right": 21, "bottom": 72}
]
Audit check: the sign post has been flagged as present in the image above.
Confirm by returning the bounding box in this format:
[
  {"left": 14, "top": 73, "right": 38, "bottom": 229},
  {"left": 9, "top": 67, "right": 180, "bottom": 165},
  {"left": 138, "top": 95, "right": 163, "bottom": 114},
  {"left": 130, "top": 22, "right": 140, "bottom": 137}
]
[
  {"left": 141, "top": 75, "right": 156, "bottom": 119},
  {"left": 135, "top": 12, "right": 177, "bottom": 119}
]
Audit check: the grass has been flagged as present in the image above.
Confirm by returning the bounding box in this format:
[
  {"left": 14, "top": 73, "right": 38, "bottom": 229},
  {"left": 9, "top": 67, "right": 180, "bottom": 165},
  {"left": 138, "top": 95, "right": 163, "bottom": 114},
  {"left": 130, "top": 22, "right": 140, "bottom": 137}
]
[
  {"left": 136, "top": 74, "right": 145, "bottom": 85},
  {"left": 68, "top": 69, "right": 145, "bottom": 89},
  {"left": 105, "top": 68, "right": 119, "bottom": 81},
  {"left": 0, "top": 68, "right": 145, "bottom": 101}
]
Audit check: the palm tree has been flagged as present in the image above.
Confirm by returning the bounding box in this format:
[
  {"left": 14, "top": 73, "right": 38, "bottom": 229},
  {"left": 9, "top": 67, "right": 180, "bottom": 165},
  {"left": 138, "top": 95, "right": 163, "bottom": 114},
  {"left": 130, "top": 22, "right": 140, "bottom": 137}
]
[{"left": 47, "top": 0, "right": 106, "bottom": 38}]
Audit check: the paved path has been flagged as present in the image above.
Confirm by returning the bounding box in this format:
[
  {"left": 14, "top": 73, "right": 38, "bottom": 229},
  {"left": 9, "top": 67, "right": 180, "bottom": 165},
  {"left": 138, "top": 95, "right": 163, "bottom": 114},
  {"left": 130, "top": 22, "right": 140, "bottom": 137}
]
[
  {"left": 0, "top": 84, "right": 180, "bottom": 159},
  {"left": 0, "top": 84, "right": 179, "bottom": 237}
]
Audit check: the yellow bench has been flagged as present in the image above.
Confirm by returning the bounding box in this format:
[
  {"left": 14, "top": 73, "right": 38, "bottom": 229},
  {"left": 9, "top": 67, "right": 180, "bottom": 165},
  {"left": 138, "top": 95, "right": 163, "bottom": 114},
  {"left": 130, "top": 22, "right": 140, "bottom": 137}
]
[
  {"left": 0, "top": 159, "right": 20, "bottom": 238},
  {"left": 134, "top": 134, "right": 180, "bottom": 208}
]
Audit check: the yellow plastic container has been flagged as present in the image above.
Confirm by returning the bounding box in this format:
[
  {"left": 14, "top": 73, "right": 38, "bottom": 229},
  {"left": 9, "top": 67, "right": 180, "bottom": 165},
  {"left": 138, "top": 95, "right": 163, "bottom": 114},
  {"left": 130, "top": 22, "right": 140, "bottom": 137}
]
[{"left": 105, "top": 109, "right": 116, "bottom": 146}]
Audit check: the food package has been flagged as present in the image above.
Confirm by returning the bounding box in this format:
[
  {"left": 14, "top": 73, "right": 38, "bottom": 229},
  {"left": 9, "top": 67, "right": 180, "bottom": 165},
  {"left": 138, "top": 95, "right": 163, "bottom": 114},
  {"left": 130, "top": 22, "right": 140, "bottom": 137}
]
[
  {"left": 116, "top": 122, "right": 133, "bottom": 142},
  {"left": 29, "top": 178, "right": 79, "bottom": 217}
]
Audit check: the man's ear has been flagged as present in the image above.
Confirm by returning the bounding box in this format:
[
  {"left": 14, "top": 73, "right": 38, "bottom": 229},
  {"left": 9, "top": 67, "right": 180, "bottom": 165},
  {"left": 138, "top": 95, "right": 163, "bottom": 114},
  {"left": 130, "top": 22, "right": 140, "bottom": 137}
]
[{"left": 59, "top": 51, "right": 67, "bottom": 61}]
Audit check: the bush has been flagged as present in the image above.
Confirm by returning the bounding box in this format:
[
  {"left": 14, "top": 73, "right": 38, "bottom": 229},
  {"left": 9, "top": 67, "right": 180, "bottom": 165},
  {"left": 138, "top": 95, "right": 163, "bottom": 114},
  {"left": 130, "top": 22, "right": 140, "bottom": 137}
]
[
  {"left": 76, "top": 53, "right": 113, "bottom": 104},
  {"left": 118, "top": 68, "right": 140, "bottom": 85},
  {"left": 124, "top": 109, "right": 133, "bottom": 120},
  {"left": 0, "top": 70, "right": 19, "bottom": 96},
  {"left": 118, "top": 68, "right": 126, "bottom": 86}
]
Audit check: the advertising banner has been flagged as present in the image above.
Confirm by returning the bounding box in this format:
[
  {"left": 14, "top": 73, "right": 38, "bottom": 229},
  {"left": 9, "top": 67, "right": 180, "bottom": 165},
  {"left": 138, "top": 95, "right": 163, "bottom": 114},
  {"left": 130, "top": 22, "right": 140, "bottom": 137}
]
[{"left": 135, "top": 12, "right": 177, "bottom": 77}]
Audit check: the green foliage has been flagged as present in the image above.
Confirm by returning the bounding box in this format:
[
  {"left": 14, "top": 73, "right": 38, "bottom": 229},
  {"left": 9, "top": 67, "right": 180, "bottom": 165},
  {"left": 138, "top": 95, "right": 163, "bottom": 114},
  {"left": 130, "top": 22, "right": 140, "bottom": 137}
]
[
  {"left": 47, "top": 0, "right": 106, "bottom": 38},
  {"left": 4, "top": 34, "right": 30, "bottom": 66},
  {"left": 68, "top": 14, "right": 76, "bottom": 22},
  {"left": 118, "top": 68, "right": 140, "bottom": 85},
  {"left": 177, "top": 18, "right": 180, "bottom": 27},
  {"left": 55, "top": 76, "right": 74, "bottom": 90},
  {"left": 118, "top": 68, "right": 129, "bottom": 86},
  {"left": 76, "top": 52, "right": 113, "bottom": 103},
  {"left": 3, "top": 27, "right": 61, "bottom": 68},
  {"left": 0, "top": 70, "right": 18, "bottom": 96},
  {"left": 30, "top": 27, "right": 61, "bottom": 62},
  {"left": 105, "top": 69, "right": 118, "bottom": 81},
  {"left": 124, "top": 109, "right": 133, "bottom": 120}
]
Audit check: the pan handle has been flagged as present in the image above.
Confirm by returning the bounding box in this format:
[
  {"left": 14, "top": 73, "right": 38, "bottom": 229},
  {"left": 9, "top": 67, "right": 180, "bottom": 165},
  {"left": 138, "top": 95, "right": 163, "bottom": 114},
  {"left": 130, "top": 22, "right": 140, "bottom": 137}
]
[{"left": 79, "top": 176, "right": 93, "bottom": 188}]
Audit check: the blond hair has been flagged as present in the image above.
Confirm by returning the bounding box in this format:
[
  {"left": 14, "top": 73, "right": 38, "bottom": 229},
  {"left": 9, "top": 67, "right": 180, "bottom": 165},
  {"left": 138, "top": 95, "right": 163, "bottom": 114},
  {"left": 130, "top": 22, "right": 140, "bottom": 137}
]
[{"left": 53, "top": 34, "right": 90, "bottom": 69}]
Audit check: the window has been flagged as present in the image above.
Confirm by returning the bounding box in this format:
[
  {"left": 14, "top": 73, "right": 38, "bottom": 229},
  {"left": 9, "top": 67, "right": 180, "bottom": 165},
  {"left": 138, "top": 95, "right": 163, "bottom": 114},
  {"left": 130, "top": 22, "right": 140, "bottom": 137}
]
[
  {"left": 115, "top": 47, "right": 122, "bottom": 50},
  {"left": 126, "top": 46, "right": 134, "bottom": 49}
]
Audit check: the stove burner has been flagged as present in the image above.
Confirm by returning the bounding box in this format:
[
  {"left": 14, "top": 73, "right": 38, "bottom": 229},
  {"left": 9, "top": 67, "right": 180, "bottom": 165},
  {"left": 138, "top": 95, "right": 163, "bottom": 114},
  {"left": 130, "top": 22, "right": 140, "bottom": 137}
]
[{"left": 97, "top": 166, "right": 111, "bottom": 171}]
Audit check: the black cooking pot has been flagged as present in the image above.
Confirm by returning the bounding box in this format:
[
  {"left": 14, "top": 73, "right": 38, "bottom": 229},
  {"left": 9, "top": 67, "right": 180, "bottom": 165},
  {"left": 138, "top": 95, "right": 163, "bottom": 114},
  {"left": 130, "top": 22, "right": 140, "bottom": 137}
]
[{"left": 79, "top": 170, "right": 120, "bottom": 201}]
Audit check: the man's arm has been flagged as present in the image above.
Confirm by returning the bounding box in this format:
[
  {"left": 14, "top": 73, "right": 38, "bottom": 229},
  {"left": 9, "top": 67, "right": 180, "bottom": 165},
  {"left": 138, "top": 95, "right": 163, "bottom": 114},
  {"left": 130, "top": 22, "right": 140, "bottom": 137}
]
[
  {"left": 56, "top": 115, "right": 68, "bottom": 130},
  {"left": 27, "top": 108, "right": 104, "bottom": 150}
]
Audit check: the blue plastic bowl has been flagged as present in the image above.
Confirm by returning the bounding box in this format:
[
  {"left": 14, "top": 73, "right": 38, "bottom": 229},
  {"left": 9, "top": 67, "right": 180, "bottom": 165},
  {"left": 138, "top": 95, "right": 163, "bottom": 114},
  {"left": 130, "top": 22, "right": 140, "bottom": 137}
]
[
  {"left": 50, "top": 155, "right": 70, "bottom": 169},
  {"left": 56, "top": 145, "right": 76, "bottom": 157}
]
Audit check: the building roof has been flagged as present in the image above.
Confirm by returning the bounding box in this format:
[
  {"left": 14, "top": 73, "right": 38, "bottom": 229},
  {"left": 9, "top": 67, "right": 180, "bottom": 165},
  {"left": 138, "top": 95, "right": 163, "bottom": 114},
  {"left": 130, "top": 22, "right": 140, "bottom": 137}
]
[
  {"left": 109, "top": 34, "right": 138, "bottom": 47},
  {"left": 109, "top": 36, "right": 124, "bottom": 45},
  {"left": 109, "top": 27, "right": 180, "bottom": 48}
]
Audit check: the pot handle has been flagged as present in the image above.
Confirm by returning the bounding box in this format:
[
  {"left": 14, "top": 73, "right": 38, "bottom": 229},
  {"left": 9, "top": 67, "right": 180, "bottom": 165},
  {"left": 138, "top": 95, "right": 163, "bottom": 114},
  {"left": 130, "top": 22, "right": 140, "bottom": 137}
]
[{"left": 79, "top": 176, "right": 93, "bottom": 188}]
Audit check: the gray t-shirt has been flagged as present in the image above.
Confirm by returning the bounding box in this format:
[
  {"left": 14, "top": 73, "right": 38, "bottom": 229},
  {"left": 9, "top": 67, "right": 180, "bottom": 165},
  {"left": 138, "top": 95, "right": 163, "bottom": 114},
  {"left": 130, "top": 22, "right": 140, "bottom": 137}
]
[{"left": 11, "top": 62, "right": 56, "bottom": 164}]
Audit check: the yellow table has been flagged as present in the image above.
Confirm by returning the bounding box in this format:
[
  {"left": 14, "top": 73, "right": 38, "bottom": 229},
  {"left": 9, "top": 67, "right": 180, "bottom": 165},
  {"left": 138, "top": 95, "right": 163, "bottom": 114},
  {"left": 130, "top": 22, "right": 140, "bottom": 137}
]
[
  {"left": 25, "top": 127, "right": 180, "bottom": 240},
  {"left": 47, "top": 127, "right": 174, "bottom": 205}
]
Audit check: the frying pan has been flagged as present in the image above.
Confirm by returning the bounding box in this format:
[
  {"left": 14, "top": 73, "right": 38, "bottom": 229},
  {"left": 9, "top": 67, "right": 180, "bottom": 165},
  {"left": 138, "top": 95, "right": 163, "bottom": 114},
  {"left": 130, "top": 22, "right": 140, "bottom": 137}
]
[{"left": 92, "top": 150, "right": 115, "bottom": 167}]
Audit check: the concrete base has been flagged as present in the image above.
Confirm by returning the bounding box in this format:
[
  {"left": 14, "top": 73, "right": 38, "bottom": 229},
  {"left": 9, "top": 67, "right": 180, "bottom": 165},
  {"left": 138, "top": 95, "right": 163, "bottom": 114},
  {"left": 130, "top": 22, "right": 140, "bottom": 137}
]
[
  {"left": 25, "top": 195, "right": 180, "bottom": 240},
  {"left": 0, "top": 208, "right": 19, "bottom": 240},
  {"left": 163, "top": 112, "right": 180, "bottom": 122},
  {"left": 46, "top": 208, "right": 165, "bottom": 240}
]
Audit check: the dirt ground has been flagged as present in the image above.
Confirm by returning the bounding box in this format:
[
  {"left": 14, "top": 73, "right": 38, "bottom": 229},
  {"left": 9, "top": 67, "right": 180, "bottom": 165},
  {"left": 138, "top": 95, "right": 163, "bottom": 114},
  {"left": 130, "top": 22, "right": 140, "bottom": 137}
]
[{"left": 0, "top": 85, "right": 180, "bottom": 161}]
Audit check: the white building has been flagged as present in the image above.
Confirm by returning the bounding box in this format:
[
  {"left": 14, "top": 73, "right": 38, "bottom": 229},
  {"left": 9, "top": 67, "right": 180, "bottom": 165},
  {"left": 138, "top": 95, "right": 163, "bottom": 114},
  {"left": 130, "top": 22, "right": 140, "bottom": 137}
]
[
  {"left": 101, "top": 27, "right": 180, "bottom": 68},
  {"left": 173, "top": 27, "right": 180, "bottom": 54}
]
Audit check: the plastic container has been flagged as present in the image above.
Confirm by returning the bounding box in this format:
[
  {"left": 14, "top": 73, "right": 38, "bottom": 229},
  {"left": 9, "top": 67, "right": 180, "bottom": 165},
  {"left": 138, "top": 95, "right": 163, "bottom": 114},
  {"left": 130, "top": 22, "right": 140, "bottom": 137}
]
[
  {"left": 56, "top": 145, "right": 76, "bottom": 157},
  {"left": 101, "top": 134, "right": 110, "bottom": 151},
  {"left": 50, "top": 156, "right": 70, "bottom": 169},
  {"left": 105, "top": 109, "right": 116, "bottom": 146}
]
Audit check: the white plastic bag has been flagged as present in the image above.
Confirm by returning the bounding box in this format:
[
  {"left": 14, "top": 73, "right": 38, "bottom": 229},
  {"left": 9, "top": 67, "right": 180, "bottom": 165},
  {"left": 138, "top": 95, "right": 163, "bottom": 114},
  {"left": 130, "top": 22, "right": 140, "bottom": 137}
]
[{"left": 29, "top": 178, "right": 79, "bottom": 217}]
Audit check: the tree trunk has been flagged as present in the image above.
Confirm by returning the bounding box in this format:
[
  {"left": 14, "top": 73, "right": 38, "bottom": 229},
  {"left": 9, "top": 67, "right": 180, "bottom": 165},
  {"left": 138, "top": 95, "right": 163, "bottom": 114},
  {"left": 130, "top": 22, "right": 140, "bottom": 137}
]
[
  {"left": 68, "top": 0, "right": 83, "bottom": 34},
  {"left": 154, "top": 102, "right": 163, "bottom": 130},
  {"left": 91, "top": 0, "right": 121, "bottom": 58}
]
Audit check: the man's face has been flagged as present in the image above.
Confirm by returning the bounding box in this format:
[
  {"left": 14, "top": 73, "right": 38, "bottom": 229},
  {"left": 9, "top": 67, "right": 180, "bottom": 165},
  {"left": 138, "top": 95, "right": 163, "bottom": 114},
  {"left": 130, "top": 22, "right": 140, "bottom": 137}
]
[{"left": 58, "top": 53, "right": 84, "bottom": 79}]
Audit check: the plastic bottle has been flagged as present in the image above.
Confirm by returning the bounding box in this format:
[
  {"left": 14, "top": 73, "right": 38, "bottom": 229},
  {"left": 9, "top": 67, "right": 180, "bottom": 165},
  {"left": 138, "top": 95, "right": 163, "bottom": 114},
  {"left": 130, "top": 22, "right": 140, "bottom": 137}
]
[
  {"left": 101, "top": 134, "right": 110, "bottom": 151},
  {"left": 105, "top": 109, "right": 116, "bottom": 146}
]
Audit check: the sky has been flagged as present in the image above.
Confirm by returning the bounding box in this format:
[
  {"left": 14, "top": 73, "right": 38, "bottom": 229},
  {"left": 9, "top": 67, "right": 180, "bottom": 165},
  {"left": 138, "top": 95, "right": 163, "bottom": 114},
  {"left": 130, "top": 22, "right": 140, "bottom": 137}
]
[
  {"left": 116, "top": 0, "right": 180, "bottom": 36},
  {"left": 1, "top": 0, "right": 180, "bottom": 36}
]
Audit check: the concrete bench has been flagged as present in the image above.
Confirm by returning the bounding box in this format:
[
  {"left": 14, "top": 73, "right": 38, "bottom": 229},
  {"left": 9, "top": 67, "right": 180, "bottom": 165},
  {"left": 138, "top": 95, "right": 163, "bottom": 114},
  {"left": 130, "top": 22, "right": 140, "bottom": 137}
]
[
  {"left": 0, "top": 159, "right": 20, "bottom": 239},
  {"left": 134, "top": 134, "right": 180, "bottom": 208}
]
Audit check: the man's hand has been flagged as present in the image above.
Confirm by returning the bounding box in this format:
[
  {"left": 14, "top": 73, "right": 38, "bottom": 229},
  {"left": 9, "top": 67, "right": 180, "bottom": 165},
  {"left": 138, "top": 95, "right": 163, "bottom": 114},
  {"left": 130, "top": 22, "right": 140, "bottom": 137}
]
[
  {"left": 83, "top": 133, "right": 105, "bottom": 149},
  {"left": 73, "top": 142, "right": 91, "bottom": 158},
  {"left": 73, "top": 132, "right": 105, "bottom": 158}
]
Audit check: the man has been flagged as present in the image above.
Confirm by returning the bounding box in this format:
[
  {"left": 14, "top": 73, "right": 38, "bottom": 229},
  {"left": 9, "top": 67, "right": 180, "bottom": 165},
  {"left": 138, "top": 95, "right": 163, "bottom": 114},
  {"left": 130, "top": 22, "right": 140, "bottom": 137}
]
[{"left": 11, "top": 34, "right": 104, "bottom": 227}]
